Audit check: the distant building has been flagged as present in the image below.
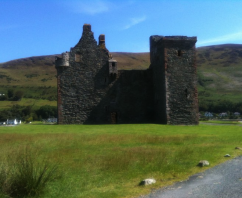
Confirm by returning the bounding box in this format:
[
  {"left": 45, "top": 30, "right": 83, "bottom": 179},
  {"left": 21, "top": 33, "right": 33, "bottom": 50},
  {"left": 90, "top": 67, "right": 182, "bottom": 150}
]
[
  {"left": 42, "top": 118, "right": 57, "bottom": 123},
  {"left": 219, "top": 112, "right": 228, "bottom": 117},
  {"left": 6, "top": 119, "right": 21, "bottom": 125},
  {"left": 204, "top": 112, "right": 213, "bottom": 118},
  {"left": 234, "top": 112, "right": 240, "bottom": 116},
  {"left": 47, "top": 118, "right": 57, "bottom": 123}
]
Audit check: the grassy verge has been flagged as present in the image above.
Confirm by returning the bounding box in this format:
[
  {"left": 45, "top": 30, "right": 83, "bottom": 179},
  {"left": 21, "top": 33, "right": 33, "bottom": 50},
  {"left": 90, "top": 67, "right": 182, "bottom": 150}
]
[
  {"left": 201, "top": 120, "right": 242, "bottom": 124},
  {"left": 0, "top": 124, "right": 242, "bottom": 198}
]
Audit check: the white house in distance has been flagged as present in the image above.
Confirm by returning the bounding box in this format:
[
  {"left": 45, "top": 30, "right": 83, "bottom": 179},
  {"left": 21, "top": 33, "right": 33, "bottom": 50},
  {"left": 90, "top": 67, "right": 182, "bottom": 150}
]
[
  {"left": 6, "top": 119, "right": 21, "bottom": 125},
  {"left": 234, "top": 112, "right": 240, "bottom": 116},
  {"left": 219, "top": 112, "right": 228, "bottom": 117}
]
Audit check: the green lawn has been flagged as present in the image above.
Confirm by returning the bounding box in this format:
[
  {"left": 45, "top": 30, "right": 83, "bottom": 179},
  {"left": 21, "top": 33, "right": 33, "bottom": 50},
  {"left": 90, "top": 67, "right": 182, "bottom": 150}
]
[
  {"left": 0, "top": 124, "right": 242, "bottom": 198},
  {"left": 201, "top": 120, "right": 242, "bottom": 124}
]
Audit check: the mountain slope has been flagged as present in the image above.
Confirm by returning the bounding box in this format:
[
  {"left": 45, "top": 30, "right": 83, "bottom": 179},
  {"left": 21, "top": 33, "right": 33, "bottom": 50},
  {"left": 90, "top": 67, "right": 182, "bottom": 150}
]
[
  {"left": 197, "top": 44, "right": 242, "bottom": 103},
  {"left": 1, "top": 44, "right": 242, "bottom": 104}
]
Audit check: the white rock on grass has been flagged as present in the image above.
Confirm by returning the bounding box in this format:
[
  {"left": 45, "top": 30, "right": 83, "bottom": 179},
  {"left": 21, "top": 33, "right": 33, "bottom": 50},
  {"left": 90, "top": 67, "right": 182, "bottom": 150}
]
[
  {"left": 224, "top": 154, "right": 231, "bottom": 157},
  {"left": 198, "top": 160, "right": 209, "bottom": 167},
  {"left": 139, "top": 178, "right": 156, "bottom": 186}
]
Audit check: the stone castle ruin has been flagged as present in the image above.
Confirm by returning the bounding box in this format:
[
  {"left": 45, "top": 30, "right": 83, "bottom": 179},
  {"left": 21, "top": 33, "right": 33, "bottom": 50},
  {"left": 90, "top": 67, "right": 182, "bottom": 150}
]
[{"left": 55, "top": 24, "right": 199, "bottom": 125}]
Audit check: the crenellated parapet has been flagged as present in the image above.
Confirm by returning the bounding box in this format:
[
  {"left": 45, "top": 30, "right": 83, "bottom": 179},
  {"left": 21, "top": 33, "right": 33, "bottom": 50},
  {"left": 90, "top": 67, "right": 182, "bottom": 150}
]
[{"left": 55, "top": 52, "right": 70, "bottom": 68}]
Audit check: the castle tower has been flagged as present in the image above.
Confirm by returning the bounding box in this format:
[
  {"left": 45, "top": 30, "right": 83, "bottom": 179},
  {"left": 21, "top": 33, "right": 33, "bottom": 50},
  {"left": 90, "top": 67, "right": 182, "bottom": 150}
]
[
  {"left": 55, "top": 52, "right": 70, "bottom": 123},
  {"left": 55, "top": 24, "right": 110, "bottom": 124},
  {"left": 150, "top": 36, "right": 199, "bottom": 125}
]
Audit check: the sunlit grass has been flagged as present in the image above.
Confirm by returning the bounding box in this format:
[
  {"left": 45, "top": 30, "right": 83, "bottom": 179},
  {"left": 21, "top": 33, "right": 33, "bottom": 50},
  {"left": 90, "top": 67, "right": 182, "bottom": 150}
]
[
  {"left": 0, "top": 145, "right": 59, "bottom": 198},
  {"left": 201, "top": 120, "right": 241, "bottom": 124},
  {"left": 0, "top": 124, "right": 242, "bottom": 197}
]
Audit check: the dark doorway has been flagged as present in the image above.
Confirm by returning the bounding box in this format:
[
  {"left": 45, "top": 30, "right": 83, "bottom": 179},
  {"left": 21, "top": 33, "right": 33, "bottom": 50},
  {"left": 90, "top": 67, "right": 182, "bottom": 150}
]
[{"left": 110, "top": 112, "right": 117, "bottom": 124}]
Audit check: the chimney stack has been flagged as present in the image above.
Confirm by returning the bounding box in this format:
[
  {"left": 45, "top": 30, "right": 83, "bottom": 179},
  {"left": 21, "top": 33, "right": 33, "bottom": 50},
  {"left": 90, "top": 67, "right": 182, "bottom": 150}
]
[
  {"left": 83, "top": 24, "right": 91, "bottom": 32},
  {"left": 99, "top": 34, "right": 105, "bottom": 45}
]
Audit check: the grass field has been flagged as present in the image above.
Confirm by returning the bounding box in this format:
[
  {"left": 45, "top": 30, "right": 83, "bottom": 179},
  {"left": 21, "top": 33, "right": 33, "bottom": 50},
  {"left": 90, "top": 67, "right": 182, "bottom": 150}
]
[
  {"left": 201, "top": 120, "right": 242, "bottom": 124},
  {"left": 0, "top": 123, "right": 242, "bottom": 198}
]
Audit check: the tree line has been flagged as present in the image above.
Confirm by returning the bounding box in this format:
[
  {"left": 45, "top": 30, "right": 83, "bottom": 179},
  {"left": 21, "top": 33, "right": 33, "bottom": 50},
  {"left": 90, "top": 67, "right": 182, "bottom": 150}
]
[
  {"left": 1, "top": 98, "right": 242, "bottom": 123},
  {"left": 199, "top": 100, "right": 242, "bottom": 113},
  {"left": 0, "top": 105, "right": 57, "bottom": 122},
  {"left": 0, "top": 89, "right": 24, "bottom": 101}
]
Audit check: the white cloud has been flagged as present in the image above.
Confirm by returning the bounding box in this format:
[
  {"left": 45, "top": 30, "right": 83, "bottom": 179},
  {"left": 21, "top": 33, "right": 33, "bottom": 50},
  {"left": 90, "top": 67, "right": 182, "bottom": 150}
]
[
  {"left": 198, "top": 31, "right": 242, "bottom": 46},
  {"left": 67, "top": 0, "right": 110, "bottom": 15},
  {"left": 123, "top": 16, "right": 147, "bottom": 30}
]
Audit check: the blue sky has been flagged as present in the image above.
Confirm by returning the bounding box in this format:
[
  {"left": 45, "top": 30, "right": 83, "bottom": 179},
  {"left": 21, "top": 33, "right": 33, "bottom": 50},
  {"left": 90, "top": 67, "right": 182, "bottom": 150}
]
[{"left": 1, "top": 0, "right": 242, "bottom": 63}]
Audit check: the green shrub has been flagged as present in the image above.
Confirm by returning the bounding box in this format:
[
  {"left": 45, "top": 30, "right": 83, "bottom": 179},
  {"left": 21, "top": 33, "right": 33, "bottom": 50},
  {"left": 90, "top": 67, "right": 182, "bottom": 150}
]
[{"left": 0, "top": 146, "right": 59, "bottom": 198}]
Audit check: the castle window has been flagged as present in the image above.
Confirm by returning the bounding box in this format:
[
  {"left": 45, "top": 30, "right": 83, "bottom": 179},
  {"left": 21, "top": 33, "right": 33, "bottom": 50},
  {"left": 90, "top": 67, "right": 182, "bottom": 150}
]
[
  {"left": 110, "top": 112, "right": 117, "bottom": 124},
  {"left": 178, "top": 50, "right": 182, "bottom": 56},
  {"left": 110, "top": 73, "right": 116, "bottom": 80},
  {"left": 112, "top": 62, "right": 116, "bottom": 67},
  {"left": 185, "top": 88, "right": 190, "bottom": 99},
  {"left": 75, "top": 54, "right": 81, "bottom": 62}
]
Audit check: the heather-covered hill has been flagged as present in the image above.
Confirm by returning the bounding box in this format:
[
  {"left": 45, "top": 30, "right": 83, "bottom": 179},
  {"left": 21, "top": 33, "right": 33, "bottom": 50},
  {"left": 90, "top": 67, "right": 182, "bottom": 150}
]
[
  {"left": 196, "top": 44, "right": 242, "bottom": 105},
  {"left": 1, "top": 44, "right": 242, "bottom": 106}
]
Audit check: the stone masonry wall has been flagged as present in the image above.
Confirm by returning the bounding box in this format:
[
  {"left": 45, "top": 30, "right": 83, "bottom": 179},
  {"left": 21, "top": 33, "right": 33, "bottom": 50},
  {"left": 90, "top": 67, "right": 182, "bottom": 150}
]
[
  {"left": 56, "top": 24, "right": 153, "bottom": 124},
  {"left": 56, "top": 24, "right": 110, "bottom": 124},
  {"left": 56, "top": 24, "right": 199, "bottom": 125},
  {"left": 113, "top": 70, "right": 154, "bottom": 123},
  {"left": 150, "top": 36, "right": 199, "bottom": 125},
  {"left": 86, "top": 70, "right": 154, "bottom": 124},
  {"left": 150, "top": 36, "right": 167, "bottom": 124}
]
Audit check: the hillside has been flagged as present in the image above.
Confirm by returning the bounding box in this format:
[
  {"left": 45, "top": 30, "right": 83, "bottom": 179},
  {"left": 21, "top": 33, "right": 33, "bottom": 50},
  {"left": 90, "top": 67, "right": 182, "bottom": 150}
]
[
  {"left": 0, "top": 55, "right": 57, "bottom": 100},
  {"left": 0, "top": 52, "right": 151, "bottom": 100},
  {"left": 197, "top": 44, "right": 242, "bottom": 105},
  {"left": 1, "top": 44, "right": 242, "bottom": 106}
]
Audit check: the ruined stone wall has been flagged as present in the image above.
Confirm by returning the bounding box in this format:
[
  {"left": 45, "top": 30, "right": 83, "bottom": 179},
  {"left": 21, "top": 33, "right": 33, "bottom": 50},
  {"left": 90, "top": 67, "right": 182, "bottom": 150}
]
[
  {"left": 56, "top": 24, "right": 153, "bottom": 124},
  {"left": 86, "top": 70, "right": 154, "bottom": 124},
  {"left": 113, "top": 70, "right": 153, "bottom": 123},
  {"left": 150, "top": 36, "right": 167, "bottom": 124},
  {"left": 56, "top": 24, "right": 198, "bottom": 125},
  {"left": 150, "top": 36, "right": 199, "bottom": 125},
  {"left": 56, "top": 24, "right": 110, "bottom": 124}
]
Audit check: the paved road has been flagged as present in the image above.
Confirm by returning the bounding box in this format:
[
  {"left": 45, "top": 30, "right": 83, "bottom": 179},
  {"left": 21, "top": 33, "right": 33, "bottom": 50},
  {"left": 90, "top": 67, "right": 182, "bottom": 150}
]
[{"left": 140, "top": 156, "right": 242, "bottom": 198}]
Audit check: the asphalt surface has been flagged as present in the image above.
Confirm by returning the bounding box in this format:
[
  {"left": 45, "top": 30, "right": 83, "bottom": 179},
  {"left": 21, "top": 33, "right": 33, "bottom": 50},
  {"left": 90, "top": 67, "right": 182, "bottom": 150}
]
[{"left": 140, "top": 156, "right": 242, "bottom": 198}]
